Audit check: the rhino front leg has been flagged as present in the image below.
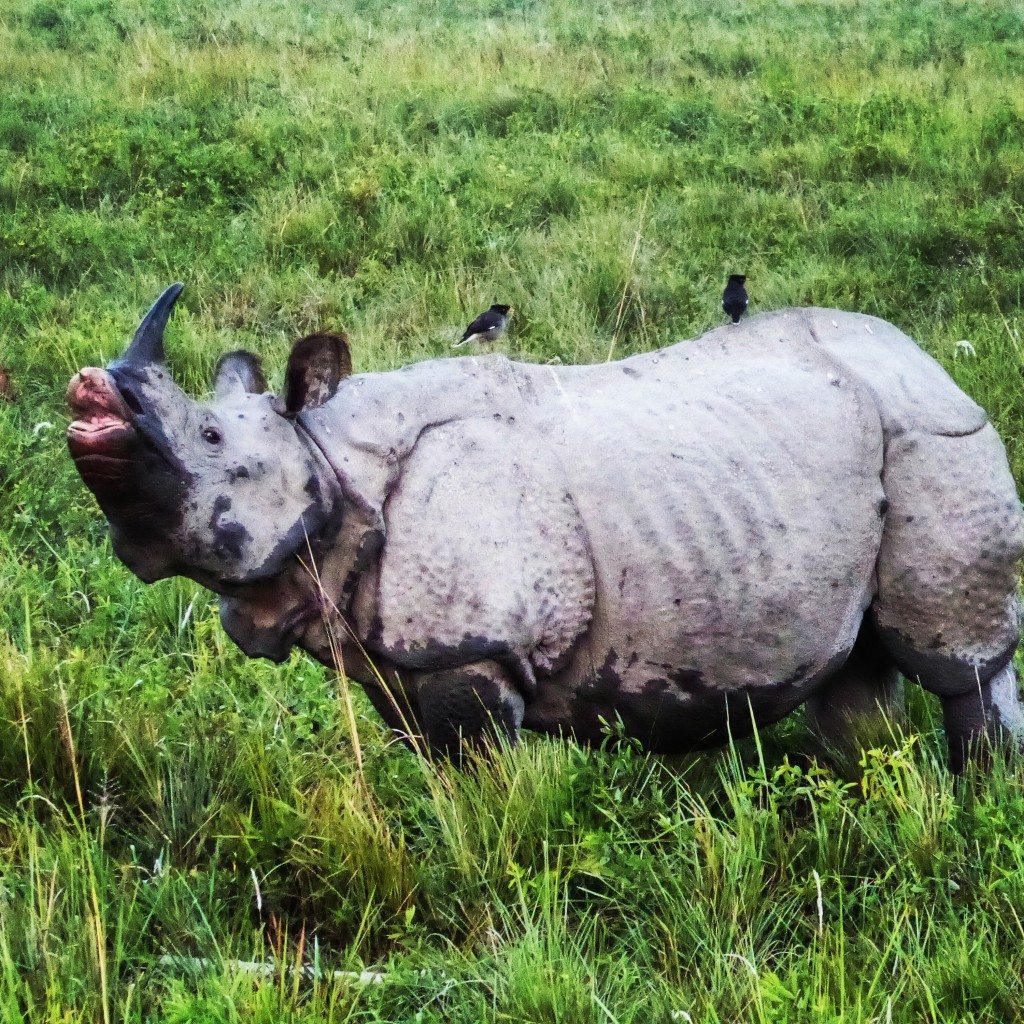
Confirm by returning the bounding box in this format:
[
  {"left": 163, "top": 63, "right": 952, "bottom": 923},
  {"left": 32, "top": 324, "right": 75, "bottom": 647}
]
[{"left": 411, "top": 660, "right": 526, "bottom": 761}]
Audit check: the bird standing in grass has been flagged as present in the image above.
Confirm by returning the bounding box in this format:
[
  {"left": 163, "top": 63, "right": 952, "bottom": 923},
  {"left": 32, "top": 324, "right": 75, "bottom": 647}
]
[
  {"left": 453, "top": 304, "right": 512, "bottom": 348},
  {"left": 722, "top": 274, "right": 748, "bottom": 325}
]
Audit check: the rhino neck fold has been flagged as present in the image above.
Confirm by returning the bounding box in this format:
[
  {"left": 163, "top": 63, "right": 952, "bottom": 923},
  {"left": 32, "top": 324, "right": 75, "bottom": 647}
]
[
  {"left": 293, "top": 412, "right": 386, "bottom": 618},
  {"left": 291, "top": 357, "right": 536, "bottom": 632},
  {"left": 295, "top": 412, "right": 385, "bottom": 529}
]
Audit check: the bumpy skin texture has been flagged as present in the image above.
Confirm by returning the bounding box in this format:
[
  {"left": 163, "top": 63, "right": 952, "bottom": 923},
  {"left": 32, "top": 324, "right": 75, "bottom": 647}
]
[
  {"left": 373, "top": 418, "right": 596, "bottom": 677},
  {"left": 68, "top": 302, "right": 1024, "bottom": 766},
  {"left": 874, "top": 428, "right": 1024, "bottom": 690}
]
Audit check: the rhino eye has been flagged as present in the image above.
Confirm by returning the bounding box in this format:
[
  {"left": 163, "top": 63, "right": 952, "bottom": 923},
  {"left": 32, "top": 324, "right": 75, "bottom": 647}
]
[{"left": 202, "top": 426, "right": 223, "bottom": 445}]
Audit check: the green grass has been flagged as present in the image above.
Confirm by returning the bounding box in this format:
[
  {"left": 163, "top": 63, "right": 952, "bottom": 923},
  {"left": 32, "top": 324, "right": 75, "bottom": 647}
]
[{"left": 2, "top": 0, "right": 1024, "bottom": 1018}]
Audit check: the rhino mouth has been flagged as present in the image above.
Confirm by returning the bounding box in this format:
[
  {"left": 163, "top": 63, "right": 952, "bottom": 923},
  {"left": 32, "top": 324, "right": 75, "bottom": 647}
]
[
  {"left": 67, "top": 367, "right": 138, "bottom": 483},
  {"left": 67, "top": 366, "right": 183, "bottom": 477}
]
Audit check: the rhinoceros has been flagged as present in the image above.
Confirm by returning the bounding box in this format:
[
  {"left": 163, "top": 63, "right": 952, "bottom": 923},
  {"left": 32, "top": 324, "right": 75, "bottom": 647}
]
[{"left": 67, "top": 284, "right": 1024, "bottom": 770}]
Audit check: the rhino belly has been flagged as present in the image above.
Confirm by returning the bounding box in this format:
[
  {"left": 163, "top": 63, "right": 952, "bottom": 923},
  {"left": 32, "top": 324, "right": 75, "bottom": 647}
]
[{"left": 524, "top": 353, "right": 886, "bottom": 750}]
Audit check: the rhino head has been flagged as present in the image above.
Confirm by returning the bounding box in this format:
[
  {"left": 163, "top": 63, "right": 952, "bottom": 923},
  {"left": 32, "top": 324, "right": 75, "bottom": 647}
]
[{"left": 67, "top": 284, "right": 352, "bottom": 604}]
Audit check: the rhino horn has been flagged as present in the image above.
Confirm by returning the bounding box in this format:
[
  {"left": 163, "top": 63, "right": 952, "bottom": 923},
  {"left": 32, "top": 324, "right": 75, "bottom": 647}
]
[{"left": 120, "top": 283, "right": 185, "bottom": 368}]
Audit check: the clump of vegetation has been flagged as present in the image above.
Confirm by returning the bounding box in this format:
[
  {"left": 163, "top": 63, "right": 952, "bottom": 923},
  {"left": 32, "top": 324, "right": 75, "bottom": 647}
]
[{"left": 2, "top": 0, "right": 1024, "bottom": 1018}]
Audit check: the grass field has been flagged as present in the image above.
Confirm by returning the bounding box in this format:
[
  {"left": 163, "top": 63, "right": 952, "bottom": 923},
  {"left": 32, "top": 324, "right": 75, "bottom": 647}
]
[{"left": 3, "top": 0, "right": 1024, "bottom": 1019}]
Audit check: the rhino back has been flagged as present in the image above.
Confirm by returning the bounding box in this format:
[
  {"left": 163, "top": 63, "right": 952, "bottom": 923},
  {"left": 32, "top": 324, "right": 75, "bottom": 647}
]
[{"left": 794, "top": 307, "right": 987, "bottom": 437}]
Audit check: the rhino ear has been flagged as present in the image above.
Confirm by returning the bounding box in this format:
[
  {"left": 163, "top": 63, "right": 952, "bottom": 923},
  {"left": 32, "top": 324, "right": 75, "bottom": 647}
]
[
  {"left": 284, "top": 332, "right": 352, "bottom": 415},
  {"left": 215, "top": 350, "right": 267, "bottom": 398}
]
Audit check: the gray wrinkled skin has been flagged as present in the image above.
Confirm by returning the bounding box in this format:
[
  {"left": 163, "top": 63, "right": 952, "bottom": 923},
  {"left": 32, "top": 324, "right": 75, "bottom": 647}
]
[{"left": 68, "top": 295, "right": 1024, "bottom": 770}]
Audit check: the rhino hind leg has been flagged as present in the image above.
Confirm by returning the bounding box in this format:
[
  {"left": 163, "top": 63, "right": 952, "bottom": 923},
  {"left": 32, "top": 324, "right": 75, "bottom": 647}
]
[
  {"left": 939, "top": 664, "right": 1024, "bottom": 773},
  {"left": 805, "top": 626, "right": 904, "bottom": 755},
  {"left": 870, "top": 424, "right": 1024, "bottom": 771}
]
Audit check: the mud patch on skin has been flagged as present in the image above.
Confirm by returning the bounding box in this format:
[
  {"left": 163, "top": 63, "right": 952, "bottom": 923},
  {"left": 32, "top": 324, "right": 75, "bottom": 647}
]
[
  {"left": 567, "top": 648, "right": 854, "bottom": 753},
  {"left": 874, "top": 621, "right": 1015, "bottom": 697},
  {"left": 782, "top": 661, "right": 816, "bottom": 686},
  {"left": 340, "top": 526, "right": 385, "bottom": 610},
  {"left": 210, "top": 496, "right": 251, "bottom": 561},
  {"left": 375, "top": 630, "right": 538, "bottom": 700},
  {"left": 568, "top": 651, "right": 712, "bottom": 751},
  {"left": 90, "top": 435, "right": 193, "bottom": 583}
]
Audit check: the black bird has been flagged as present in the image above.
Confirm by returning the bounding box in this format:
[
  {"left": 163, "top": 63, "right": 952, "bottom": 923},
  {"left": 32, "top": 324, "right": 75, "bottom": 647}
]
[
  {"left": 453, "top": 303, "right": 512, "bottom": 348},
  {"left": 722, "top": 274, "right": 748, "bottom": 325}
]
